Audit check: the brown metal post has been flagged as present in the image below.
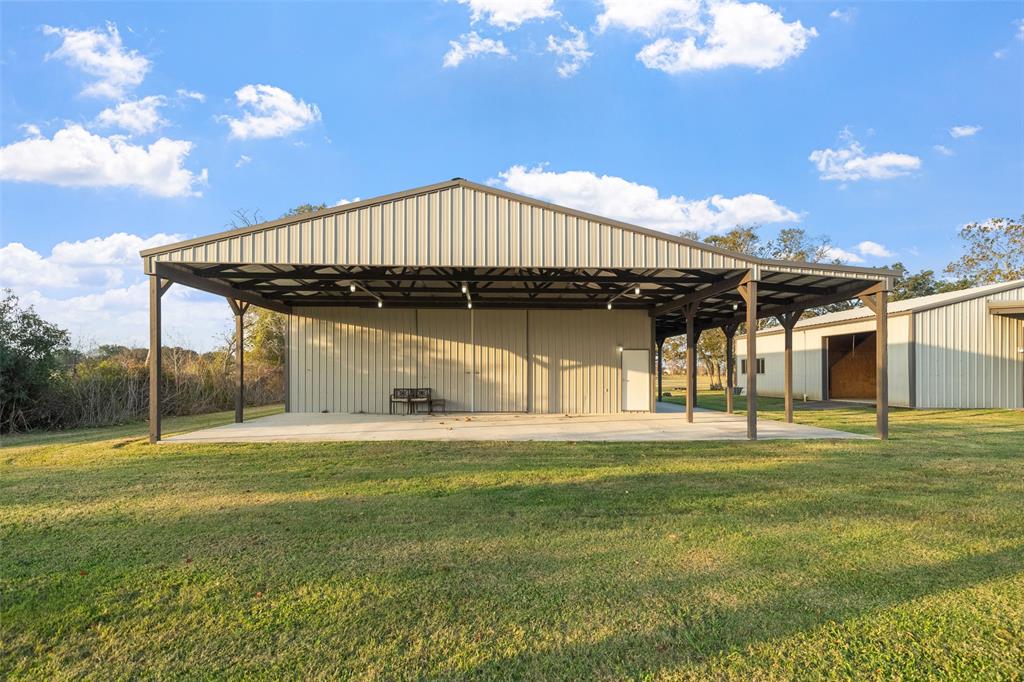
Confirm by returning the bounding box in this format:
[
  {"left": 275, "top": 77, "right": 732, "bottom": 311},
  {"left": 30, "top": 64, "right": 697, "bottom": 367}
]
[
  {"left": 657, "top": 339, "right": 664, "bottom": 402},
  {"left": 724, "top": 324, "right": 737, "bottom": 414},
  {"left": 685, "top": 305, "right": 699, "bottom": 423},
  {"left": 777, "top": 311, "right": 802, "bottom": 424},
  {"left": 283, "top": 313, "right": 290, "bottom": 413},
  {"left": 229, "top": 299, "right": 248, "bottom": 424},
  {"left": 148, "top": 276, "right": 162, "bottom": 443},
  {"left": 745, "top": 280, "right": 758, "bottom": 440},
  {"left": 876, "top": 291, "right": 889, "bottom": 440},
  {"left": 784, "top": 322, "right": 794, "bottom": 423}
]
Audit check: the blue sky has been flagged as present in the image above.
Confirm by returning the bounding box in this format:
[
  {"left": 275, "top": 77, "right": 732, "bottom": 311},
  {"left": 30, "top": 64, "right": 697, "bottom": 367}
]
[{"left": 1, "top": 1, "right": 1022, "bottom": 350}]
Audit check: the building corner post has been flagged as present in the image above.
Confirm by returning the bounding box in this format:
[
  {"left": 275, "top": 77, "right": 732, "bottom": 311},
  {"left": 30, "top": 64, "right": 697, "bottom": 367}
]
[
  {"left": 743, "top": 278, "right": 758, "bottom": 440},
  {"left": 684, "top": 304, "right": 699, "bottom": 424},
  {"left": 876, "top": 290, "right": 889, "bottom": 440},
  {"left": 724, "top": 324, "right": 737, "bottom": 415},
  {"left": 229, "top": 299, "right": 248, "bottom": 424},
  {"left": 149, "top": 275, "right": 162, "bottom": 443}
]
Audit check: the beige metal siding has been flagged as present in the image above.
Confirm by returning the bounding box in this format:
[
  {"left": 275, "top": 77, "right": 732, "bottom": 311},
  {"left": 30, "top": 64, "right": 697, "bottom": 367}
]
[
  {"left": 288, "top": 308, "right": 417, "bottom": 413},
  {"left": 289, "top": 307, "right": 650, "bottom": 414},
  {"left": 915, "top": 287, "right": 1024, "bottom": 408},
  {"left": 529, "top": 309, "right": 651, "bottom": 414},
  {"left": 417, "top": 309, "right": 473, "bottom": 412},
  {"left": 149, "top": 185, "right": 753, "bottom": 271},
  {"left": 474, "top": 310, "right": 528, "bottom": 412}
]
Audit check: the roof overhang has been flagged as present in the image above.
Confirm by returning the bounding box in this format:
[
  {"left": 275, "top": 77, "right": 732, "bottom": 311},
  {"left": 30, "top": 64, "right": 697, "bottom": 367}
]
[
  {"left": 154, "top": 261, "right": 886, "bottom": 340},
  {"left": 988, "top": 301, "right": 1024, "bottom": 320}
]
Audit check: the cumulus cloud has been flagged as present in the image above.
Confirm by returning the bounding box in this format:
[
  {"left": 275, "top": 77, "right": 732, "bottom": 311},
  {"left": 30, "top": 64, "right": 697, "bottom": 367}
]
[
  {"left": 42, "top": 22, "right": 149, "bottom": 99},
  {"left": 635, "top": 1, "right": 817, "bottom": 73},
  {"left": 0, "top": 232, "right": 232, "bottom": 350},
  {"left": 222, "top": 84, "right": 321, "bottom": 140},
  {"left": 949, "top": 125, "right": 981, "bottom": 138},
  {"left": 547, "top": 27, "right": 592, "bottom": 77},
  {"left": 0, "top": 124, "right": 208, "bottom": 197},
  {"left": 595, "top": 0, "right": 702, "bottom": 34},
  {"left": 822, "top": 245, "right": 864, "bottom": 263},
  {"left": 809, "top": 130, "right": 921, "bottom": 182},
  {"left": 829, "top": 8, "right": 855, "bottom": 22},
  {"left": 0, "top": 232, "right": 185, "bottom": 290},
  {"left": 443, "top": 32, "right": 510, "bottom": 68},
  {"left": 176, "top": 88, "right": 205, "bottom": 102},
  {"left": 335, "top": 197, "right": 362, "bottom": 206},
  {"left": 933, "top": 144, "right": 954, "bottom": 156},
  {"left": 492, "top": 165, "right": 799, "bottom": 234},
  {"left": 95, "top": 95, "right": 168, "bottom": 134},
  {"left": 235, "top": 154, "right": 252, "bottom": 168},
  {"left": 854, "top": 240, "right": 894, "bottom": 258},
  {"left": 455, "top": 0, "right": 557, "bottom": 29}
]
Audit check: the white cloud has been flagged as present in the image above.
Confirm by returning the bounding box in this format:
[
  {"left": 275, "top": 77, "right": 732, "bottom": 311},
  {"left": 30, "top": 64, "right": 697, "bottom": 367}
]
[
  {"left": 176, "top": 88, "right": 205, "bottom": 102},
  {"left": 829, "top": 8, "right": 855, "bottom": 22},
  {"left": 933, "top": 144, "right": 954, "bottom": 156},
  {"left": 455, "top": 0, "right": 557, "bottom": 29},
  {"left": 636, "top": 1, "right": 817, "bottom": 73},
  {"left": 95, "top": 95, "right": 168, "bottom": 134},
  {"left": 823, "top": 245, "right": 864, "bottom": 263},
  {"left": 443, "top": 32, "right": 510, "bottom": 68},
  {"left": 0, "top": 232, "right": 185, "bottom": 290},
  {"left": 19, "top": 123, "right": 42, "bottom": 138},
  {"left": 809, "top": 131, "right": 921, "bottom": 182},
  {"left": 595, "top": 0, "right": 702, "bottom": 35},
  {"left": 854, "top": 240, "right": 894, "bottom": 258},
  {"left": 222, "top": 84, "right": 321, "bottom": 140},
  {"left": 492, "top": 164, "right": 799, "bottom": 234},
  {"left": 235, "top": 154, "right": 252, "bottom": 168},
  {"left": 42, "top": 22, "right": 149, "bottom": 99},
  {"left": 14, "top": 280, "right": 229, "bottom": 351},
  {"left": 0, "top": 232, "right": 232, "bottom": 350},
  {"left": 0, "top": 124, "right": 208, "bottom": 197},
  {"left": 1017, "top": 18, "right": 1024, "bottom": 41},
  {"left": 335, "top": 197, "right": 361, "bottom": 206},
  {"left": 547, "top": 27, "right": 593, "bottom": 77},
  {"left": 994, "top": 48, "right": 1008, "bottom": 59},
  {"left": 949, "top": 125, "right": 981, "bottom": 138}
]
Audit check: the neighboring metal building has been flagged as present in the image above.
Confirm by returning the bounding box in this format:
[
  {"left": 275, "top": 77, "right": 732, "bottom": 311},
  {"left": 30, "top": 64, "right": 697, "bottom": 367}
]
[
  {"left": 735, "top": 280, "right": 1024, "bottom": 409},
  {"left": 141, "top": 178, "right": 897, "bottom": 442}
]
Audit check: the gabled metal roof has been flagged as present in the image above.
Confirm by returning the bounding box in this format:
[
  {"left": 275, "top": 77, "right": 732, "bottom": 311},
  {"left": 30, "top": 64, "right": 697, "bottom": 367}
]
[{"left": 141, "top": 177, "right": 898, "bottom": 281}]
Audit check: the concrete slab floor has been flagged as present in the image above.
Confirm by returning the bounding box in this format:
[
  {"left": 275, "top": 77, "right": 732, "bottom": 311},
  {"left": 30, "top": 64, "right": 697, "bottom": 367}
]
[{"left": 164, "top": 402, "right": 870, "bottom": 443}]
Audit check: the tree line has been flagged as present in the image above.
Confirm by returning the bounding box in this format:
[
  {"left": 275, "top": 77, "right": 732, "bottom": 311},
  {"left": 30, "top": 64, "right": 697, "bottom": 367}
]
[{"left": 1, "top": 207, "right": 1019, "bottom": 433}]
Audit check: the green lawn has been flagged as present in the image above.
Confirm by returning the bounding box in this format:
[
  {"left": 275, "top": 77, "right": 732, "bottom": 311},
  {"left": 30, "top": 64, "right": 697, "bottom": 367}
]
[{"left": 2, "top": 403, "right": 1023, "bottom": 679}]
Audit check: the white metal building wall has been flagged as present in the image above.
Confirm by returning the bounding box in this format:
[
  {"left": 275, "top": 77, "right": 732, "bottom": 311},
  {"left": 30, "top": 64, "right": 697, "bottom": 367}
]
[
  {"left": 915, "top": 287, "right": 1024, "bottom": 408},
  {"left": 735, "top": 315, "right": 912, "bottom": 407},
  {"left": 288, "top": 307, "right": 650, "bottom": 414}
]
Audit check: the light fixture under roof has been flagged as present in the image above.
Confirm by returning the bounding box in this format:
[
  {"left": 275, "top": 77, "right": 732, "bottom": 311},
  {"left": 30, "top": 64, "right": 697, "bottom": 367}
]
[
  {"left": 377, "top": 300, "right": 383, "bottom": 308},
  {"left": 467, "top": 302, "right": 473, "bottom": 309},
  {"left": 350, "top": 283, "right": 357, "bottom": 293},
  {"left": 461, "top": 283, "right": 468, "bottom": 294},
  {"left": 732, "top": 303, "right": 739, "bottom": 311},
  {"left": 634, "top": 286, "right": 641, "bottom": 296},
  {"left": 607, "top": 302, "right": 613, "bottom": 310}
]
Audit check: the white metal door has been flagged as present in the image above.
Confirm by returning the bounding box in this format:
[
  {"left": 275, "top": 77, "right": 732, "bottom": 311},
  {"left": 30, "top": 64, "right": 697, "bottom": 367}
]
[{"left": 621, "top": 350, "right": 650, "bottom": 411}]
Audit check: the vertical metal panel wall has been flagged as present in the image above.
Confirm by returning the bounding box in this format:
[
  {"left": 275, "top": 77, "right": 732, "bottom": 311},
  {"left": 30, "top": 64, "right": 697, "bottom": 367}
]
[
  {"left": 289, "top": 307, "right": 650, "bottom": 414},
  {"left": 528, "top": 309, "right": 651, "bottom": 414},
  {"left": 915, "top": 287, "right": 1024, "bottom": 408}
]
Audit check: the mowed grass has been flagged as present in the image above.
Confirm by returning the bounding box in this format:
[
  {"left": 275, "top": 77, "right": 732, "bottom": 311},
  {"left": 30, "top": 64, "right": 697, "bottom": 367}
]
[{"left": 2, "top": 402, "right": 1023, "bottom": 679}]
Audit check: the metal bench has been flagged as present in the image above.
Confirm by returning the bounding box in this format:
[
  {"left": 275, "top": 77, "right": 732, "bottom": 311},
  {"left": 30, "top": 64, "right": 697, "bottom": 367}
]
[{"left": 391, "top": 387, "right": 446, "bottom": 414}]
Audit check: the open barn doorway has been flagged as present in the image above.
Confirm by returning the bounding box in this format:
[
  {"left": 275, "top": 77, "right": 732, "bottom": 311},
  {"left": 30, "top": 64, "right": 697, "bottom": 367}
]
[{"left": 823, "top": 331, "right": 877, "bottom": 401}]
